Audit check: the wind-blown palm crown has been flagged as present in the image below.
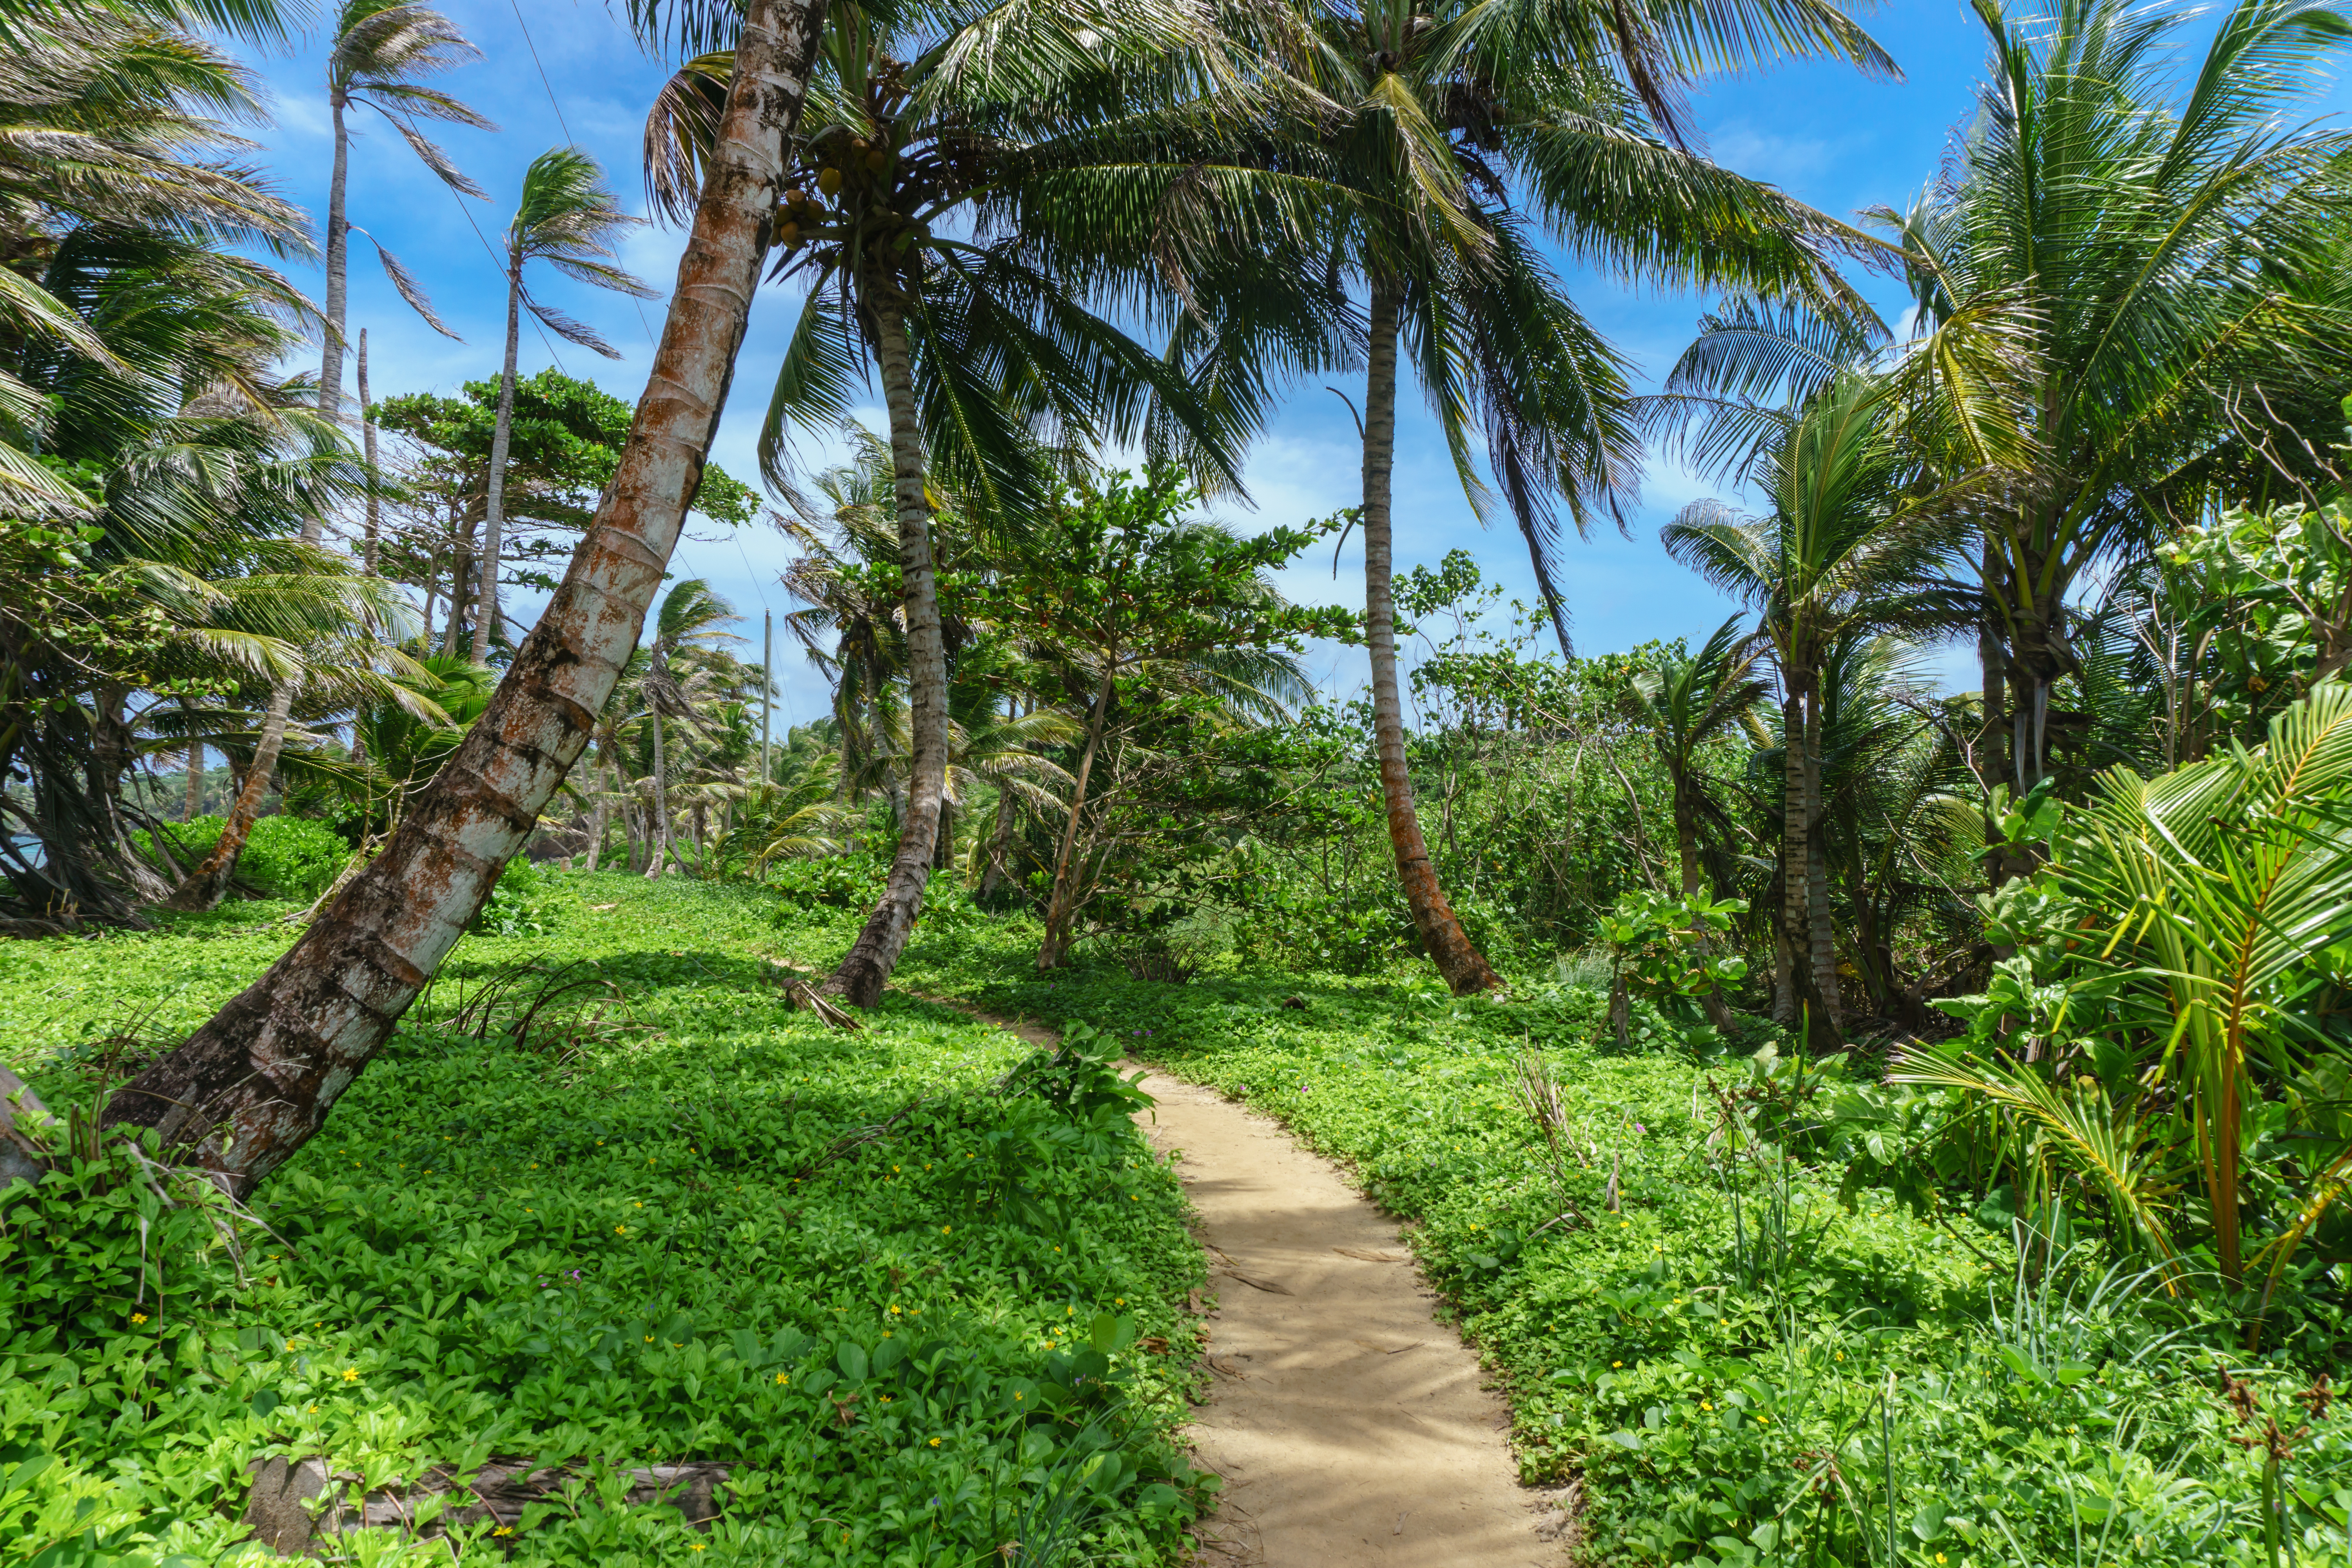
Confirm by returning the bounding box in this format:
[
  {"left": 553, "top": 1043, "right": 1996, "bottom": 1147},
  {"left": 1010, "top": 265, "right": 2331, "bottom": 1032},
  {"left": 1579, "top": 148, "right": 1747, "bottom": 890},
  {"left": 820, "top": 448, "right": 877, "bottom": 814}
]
[
  {"left": 1664, "top": 370, "right": 1982, "bottom": 1037},
  {"left": 319, "top": 0, "right": 495, "bottom": 420},
  {"left": 642, "top": 0, "right": 1277, "bottom": 1005},
  {"left": 470, "top": 146, "right": 654, "bottom": 664}
]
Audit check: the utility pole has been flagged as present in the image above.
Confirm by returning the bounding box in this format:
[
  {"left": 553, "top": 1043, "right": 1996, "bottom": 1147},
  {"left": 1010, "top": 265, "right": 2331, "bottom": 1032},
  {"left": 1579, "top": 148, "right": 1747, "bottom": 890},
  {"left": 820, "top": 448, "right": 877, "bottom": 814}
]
[{"left": 760, "top": 610, "right": 773, "bottom": 787}]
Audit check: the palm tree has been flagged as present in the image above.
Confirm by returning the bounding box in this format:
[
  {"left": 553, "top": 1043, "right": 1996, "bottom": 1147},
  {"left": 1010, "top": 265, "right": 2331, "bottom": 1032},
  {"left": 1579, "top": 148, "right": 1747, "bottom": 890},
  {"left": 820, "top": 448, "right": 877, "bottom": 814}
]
[
  {"left": 1663, "top": 373, "right": 1974, "bottom": 1041},
  {"left": 319, "top": 0, "right": 494, "bottom": 421},
  {"left": 1874, "top": 0, "right": 2352, "bottom": 802},
  {"left": 1623, "top": 614, "right": 1768, "bottom": 1028},
  {"left": 635, "top": 578, "right": 739, "bottom": 877},
  {"left": 472, "top": 147, "right": 653, "bottom": 666},
  {"left": 644, "top": 1, "right": 1262, "bottom": 1005},
  {"left": 105, "top": 0, "right": 838, "bottom": 1192},
  {"left": 0, "top": 10, "right": 312, "bottom": 516},
  {"left": 1231, "top": 0, "right": 1892, "bottom": 996}
]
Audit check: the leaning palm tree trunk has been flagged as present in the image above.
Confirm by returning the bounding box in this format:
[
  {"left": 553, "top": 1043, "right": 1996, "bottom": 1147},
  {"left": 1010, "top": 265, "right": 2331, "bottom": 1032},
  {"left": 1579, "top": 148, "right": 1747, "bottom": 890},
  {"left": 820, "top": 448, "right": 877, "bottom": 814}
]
[
  {"left": 1362, "top": 281, "right": 1499, "bottom": 996},
  {"left": 102, "top": 3, "right": 833, "bottom": 1194},
  {"left": 826, "top": 295, "right": 949, "bottom": 1006},
  {"left": 471, "top": 268, "right": 524, "bottom": 664}
]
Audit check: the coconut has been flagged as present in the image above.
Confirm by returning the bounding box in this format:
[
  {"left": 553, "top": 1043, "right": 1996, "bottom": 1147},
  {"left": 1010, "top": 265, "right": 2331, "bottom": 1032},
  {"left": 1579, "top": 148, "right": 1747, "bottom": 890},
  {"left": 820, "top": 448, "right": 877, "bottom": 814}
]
[
  {"left": 783, "top": 188, "right": 807, "bottom": 206},
  {"left": 865, "top": 150, "right": 890, "bottom": 175},
  {"left": 817, "top": 167, "right": 843, "bottom": 196},
  {"left": 778, "top": 221, "right": 801, "bottom": 247}
]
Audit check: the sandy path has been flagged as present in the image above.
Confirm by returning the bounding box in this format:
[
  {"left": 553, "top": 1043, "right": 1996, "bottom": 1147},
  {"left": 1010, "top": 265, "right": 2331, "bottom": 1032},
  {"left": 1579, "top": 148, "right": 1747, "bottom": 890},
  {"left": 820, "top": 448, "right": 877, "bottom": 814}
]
[
  {"left": 886, "top": 992, "right": 1561, "bottom": 1564},
  {"left": 1127, "top": 1063, "right": 1560, "bottom": 1567}
]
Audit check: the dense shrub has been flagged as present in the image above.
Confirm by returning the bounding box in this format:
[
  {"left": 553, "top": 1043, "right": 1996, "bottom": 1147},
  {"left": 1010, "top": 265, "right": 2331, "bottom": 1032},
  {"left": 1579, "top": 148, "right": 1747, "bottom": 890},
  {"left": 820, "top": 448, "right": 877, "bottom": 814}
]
[{"left": 139, "top": 813, "right": 348, "bottom": 902}]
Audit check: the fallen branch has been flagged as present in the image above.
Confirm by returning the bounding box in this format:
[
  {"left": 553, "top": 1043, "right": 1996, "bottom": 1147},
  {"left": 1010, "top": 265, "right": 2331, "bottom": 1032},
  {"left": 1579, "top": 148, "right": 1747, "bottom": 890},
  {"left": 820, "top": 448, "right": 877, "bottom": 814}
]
[{"left": 243, "top": 1455, "right": 732, "bottom": 1554}]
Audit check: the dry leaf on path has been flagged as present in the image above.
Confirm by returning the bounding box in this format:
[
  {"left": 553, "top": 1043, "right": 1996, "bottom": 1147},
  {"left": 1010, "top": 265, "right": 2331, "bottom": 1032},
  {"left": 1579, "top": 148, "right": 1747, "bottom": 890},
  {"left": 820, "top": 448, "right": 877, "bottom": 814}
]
[
  {"left": 1220, "top": 1269, "right": 1292, "bottom": 1295},
  {"left": 1332, "top": 1247, "right": 1408, "bottom": 1263}
]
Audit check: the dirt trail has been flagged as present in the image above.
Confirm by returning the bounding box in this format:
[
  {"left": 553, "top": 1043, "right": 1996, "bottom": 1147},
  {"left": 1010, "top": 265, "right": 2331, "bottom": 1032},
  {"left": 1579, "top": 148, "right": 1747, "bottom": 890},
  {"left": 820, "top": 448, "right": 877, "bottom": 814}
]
[{"left": 961, "top": 1004, "right": 1561, "bottom": 1565}]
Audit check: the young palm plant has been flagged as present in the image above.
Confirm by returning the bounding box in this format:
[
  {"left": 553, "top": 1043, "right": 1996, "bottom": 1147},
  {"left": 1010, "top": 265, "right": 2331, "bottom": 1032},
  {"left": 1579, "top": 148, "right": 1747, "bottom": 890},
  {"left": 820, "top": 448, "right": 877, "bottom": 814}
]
[
  {"left": 472, "top": 147, "right": 654, "bottom": 665},
  {"left": 1623, "top": 613, "right": 1769, "bottom": 1027},
  {"left": 644, "top": 0, "right": 1265, "bottom": 1004},
  {"left": 1663, "top": 373, "right": 1977, "bottom": 1041}
]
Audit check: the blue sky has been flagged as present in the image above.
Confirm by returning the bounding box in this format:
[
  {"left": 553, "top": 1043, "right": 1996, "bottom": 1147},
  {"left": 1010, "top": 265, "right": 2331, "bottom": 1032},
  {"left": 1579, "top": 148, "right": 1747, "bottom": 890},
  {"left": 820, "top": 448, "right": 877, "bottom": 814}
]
[{"left": 227, "top": 0, "right": 2348, "bottom": 726}]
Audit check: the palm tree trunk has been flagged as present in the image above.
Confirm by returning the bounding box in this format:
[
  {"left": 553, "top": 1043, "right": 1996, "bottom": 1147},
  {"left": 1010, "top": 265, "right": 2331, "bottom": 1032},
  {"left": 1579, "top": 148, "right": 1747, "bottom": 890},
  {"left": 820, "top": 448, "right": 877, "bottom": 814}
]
[
  {"left": 1362, "top": 279, "right": 1499, "bottom": 996},
  {"left": 185, "top": 734, "right": 203, "bottom": 822},
  {"left": 472, "top": 269, "right": 523, "bottom": 665},
  {"left": 980, "top": 781, "right": 1016, "bottom": 899},
  {"left": 1802, "top": 683, "right": 1844, "bottom": 1040},
  {"left": 103, "top": 0, "right": 833, "bottom": 1194},
  {"left": 644, "top": 708, "right": 669, "bottom": 878},
  {"left": 1776, "top": 689, "right": 1804, "bottom": 1026},
  {"left": 825, "top": 294, "right": 949, "bottom": 1007},
  {"left": 584, "top": 770, "right": 608, "bottom": 873},
  {"left": 319, "top": 95, "right": 350, "bottom": 426},
  {"left": 1038, "top": 667, "right": 1117, "bottom": 969},
  {"left": 358, "top": 327, "right": 381, "bottom": 577}
]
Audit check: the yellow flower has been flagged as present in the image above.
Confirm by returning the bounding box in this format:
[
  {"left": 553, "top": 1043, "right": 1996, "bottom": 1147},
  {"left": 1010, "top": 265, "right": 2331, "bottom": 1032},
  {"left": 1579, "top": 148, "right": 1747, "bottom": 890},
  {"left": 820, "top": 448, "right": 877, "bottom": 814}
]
[
  {"left": 929, "top": 1437, "right": 941, "bottom": 1447},
  {"left": 529, "top": 1163, "right": 538, "bottom": 1169},
  {"left": 130, "top": 1312, "right": 148, "bottom": 1325},
  {"left": 690, "top": 1545, "right": 706, "bottom": 1553},
  {"left": 307, "top": 1405, "right": 318, "bottom": 1414},
  {"left": 1700, "top": 1401, "right": 1713, "bottom": 1410},
  {"left": 1834, "top": 1352, "right": 1844, "bottom": 1362},
  {"left": 1757, "top": 1416, "right": 1769, "bottom": 1425},
  {"left": 635, "top": 1201, "right": 643, "bottom": 1208},
  {"left": 776, "top": 1373, "right": 788, "bottom": 1384},
  {"left": 1115, "top": 1298, "right": 1125, "bottom": 1306},
  {"left": 342, "top": 1368, "right": 359, "bottom": 1382},
  {"left": 646, "top": 1335, "right": 656, "bottom": 1342},
  {"left": 942, "top": 1226, "right": 951, "bottom": 1234},
  {"left": 616, "top": 1225, "right": 628, "bottom": 1234},
  {"left": 1611, "top": 1361, "right": 1622, "bottom": 1368},
  {"left": 1014, "top": 1391, "right": 1024, "bottom": 1400},
  {"left": 890, "top": 1305, "right": 902, "bottom": 1315},
  {"left": 493, "top": 1527, "right": 513, "bottom": 1537}
]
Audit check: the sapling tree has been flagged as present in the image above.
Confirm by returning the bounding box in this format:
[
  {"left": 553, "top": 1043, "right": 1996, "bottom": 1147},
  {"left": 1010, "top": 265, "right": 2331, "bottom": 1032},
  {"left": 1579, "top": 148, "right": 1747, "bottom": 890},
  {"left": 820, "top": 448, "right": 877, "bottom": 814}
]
[{"left": 964, "top": 468, "right": 1356, "bottom": 968}]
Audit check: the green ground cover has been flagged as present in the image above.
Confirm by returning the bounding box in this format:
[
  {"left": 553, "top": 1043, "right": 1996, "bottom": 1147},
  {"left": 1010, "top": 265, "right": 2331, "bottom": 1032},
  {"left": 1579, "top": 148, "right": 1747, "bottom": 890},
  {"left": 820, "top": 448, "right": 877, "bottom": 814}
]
[
  {"left": 1, "top": 875, "right": 1212, "bottom": 1567},
  {"left": 873, "top": 916, "right": 2352, "bottom": 1568}
]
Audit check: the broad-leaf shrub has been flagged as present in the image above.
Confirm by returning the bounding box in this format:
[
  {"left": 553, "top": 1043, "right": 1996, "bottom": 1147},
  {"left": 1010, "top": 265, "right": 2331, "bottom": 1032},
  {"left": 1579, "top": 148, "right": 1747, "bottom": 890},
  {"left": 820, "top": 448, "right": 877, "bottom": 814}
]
[{"left": 138, "top": 814, "right": 348, "bottom": 903}]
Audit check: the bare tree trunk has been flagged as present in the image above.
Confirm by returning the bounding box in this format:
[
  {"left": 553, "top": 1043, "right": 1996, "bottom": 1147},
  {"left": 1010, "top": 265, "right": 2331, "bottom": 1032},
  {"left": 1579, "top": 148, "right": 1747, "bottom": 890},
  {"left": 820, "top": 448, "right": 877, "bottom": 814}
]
[
  {"left": 102, "top": 0, "right": 832, "bottom": 1194},
  {"left": 1038, "top": 668, "right": 1116, "bottom": 968},
  {"left": 472, "top": 269, "right": 523, "bottom": 665},
  {"left": 825, "top": 294, "right": 949, "bottom": 1006},
  {"left": 979, "top": 780, "right": 1016, "bottom": 898},
  {"left": 1362, "top": 281, "right": 1499, "bottom": 995},
  {"left": 186, "top": 735, "right": 204, "bottom": 822}
]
